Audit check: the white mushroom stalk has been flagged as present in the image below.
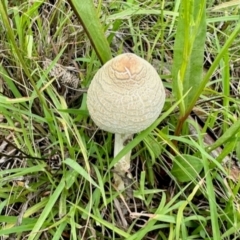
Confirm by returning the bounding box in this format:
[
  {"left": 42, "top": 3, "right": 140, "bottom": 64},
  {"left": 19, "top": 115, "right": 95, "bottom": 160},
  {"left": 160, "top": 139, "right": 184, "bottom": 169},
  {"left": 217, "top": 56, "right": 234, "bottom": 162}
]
[
  {"left": 113, "top": 133, "right": 133, "bottom": 190},
  {"left": 87, "top": 53, "right": 165, "bottom": 190}
]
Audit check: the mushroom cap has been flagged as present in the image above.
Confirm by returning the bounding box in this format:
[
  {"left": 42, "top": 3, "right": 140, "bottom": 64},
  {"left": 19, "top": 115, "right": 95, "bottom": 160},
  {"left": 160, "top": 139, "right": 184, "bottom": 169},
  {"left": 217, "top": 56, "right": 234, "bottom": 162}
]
[{"left": 87, "top": 53, "right": 165, "bottom": 134}]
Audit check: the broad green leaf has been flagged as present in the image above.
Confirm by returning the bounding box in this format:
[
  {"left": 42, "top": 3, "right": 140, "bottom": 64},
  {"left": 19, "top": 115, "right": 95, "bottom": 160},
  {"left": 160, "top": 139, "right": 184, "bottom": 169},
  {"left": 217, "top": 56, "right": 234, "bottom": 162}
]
[
  {"left": 172, "top": 0, "right": 206, "bottom": 115},
  {"left": 67, "top": 0, "right": 112, "bottom": 64},
  {"left": 184, "top": 18, "right": 240, "bottom": 117},
  {"left": 171, "top": 154, "right": 203, "bottom": 182}
]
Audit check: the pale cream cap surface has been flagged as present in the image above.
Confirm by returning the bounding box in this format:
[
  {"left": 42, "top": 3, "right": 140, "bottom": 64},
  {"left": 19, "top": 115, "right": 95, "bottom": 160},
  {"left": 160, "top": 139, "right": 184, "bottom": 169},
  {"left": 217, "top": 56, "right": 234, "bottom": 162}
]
[{"left": 87, "top": 53, "right": 165, "bottom": 134}]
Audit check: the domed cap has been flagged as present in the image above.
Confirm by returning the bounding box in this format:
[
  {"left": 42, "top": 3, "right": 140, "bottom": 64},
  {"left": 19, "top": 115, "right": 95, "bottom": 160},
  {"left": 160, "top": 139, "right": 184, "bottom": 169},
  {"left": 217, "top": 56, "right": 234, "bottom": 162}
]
[{"left": 87, "top": 53, "right": 165, "bottom": 134}]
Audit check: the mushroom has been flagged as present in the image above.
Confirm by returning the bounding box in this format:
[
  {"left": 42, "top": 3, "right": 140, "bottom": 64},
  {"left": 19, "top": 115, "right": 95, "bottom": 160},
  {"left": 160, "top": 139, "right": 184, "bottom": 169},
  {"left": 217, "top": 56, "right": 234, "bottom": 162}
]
[{"left": 87, "top": 53, "right": 165, "bottom": 190}]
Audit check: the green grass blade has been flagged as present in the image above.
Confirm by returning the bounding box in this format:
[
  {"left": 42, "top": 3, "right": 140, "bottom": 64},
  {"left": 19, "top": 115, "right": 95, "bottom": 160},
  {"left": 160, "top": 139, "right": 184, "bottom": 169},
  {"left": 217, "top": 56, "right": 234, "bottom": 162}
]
[
  {"left": 67, "top": 0, "right": 112, "bottom": 64},
  {"left": 207, "top": 119, "right": 240, "bottom": 153},
  {"left": 107, "top": 8, "right": 178, "bottom": 20},
  {"left": 74, "top": 204, "right": 130, "bottom": 238},
  {"left": 0, "top": 65, "right": 22, "bottom": 98},
  {"left": 197, "top": 126, "right": 221, "bottom": 240},
  {"left": 52, "top": 222, "right": 68, "bottom": 240},
  {"left": 168, "top": 0, "right": 181, "bottom": 36},
  {"left": 0, "top": 224, "right": 38, "bottom": 235},
  {"left": 175, "top": 180, "right": 203, "bottom": 240},
  {"left": 64, "top": 158, "right": 99, "bottom": 189},
  {"left": 27, "top": 178, "right": 66, "bottom": 240}
]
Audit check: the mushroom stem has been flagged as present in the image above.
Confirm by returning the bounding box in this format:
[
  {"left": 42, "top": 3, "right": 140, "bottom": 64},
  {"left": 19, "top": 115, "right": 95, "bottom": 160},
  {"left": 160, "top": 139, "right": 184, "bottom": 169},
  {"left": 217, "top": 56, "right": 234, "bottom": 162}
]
[{"left": 113, "top": 133, "right": 133, "bottom": 190}]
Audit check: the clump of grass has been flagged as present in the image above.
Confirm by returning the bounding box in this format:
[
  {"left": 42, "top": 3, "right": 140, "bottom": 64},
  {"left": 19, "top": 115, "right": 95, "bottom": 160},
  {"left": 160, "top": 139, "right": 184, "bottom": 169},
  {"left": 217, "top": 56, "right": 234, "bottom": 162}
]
[{"left": 0, "top": 0, "right": 240, "bottom": 239}]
